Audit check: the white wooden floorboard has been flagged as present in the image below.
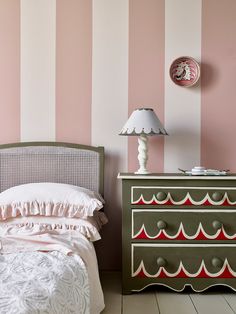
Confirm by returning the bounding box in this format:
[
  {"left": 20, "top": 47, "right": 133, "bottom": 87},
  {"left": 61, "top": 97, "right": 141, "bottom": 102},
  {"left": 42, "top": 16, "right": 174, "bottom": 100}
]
[
  {"left": 222, "top": 294, "right": 236, "bottom": 313},
  {"left": 100, "top": 272, "right": 236, "bottom": 314},
  {"left": 123, "top": 292, "right": 159, "bottom": 314},
  {"left": 100, "top": 271, "right": 122, "bottom": 314},
  {"left": 156, "top": 292, "right": 197, "bottom": 314},
  {"left": 190, "top": 293, "right": 234, "bottom": 314}
]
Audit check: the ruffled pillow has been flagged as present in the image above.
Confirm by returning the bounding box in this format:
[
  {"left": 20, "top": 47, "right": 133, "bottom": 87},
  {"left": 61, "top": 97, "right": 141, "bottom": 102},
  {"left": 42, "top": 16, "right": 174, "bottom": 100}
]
[
  {"left": 0, "top": 215, "right": 107, "bottom": 242},
  {"left": 0, "top": 183, "right": 104, "bottom": 221}
]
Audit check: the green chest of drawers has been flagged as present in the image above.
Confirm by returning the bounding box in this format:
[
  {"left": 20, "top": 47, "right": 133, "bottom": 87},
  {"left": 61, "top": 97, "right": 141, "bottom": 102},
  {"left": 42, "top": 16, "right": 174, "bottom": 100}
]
[{"left": 118, "top": 173, "right": 236, "bottom": 294}]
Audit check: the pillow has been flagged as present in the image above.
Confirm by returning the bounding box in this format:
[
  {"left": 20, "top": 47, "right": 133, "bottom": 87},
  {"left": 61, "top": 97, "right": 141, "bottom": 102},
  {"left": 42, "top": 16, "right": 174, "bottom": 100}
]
[
  {"left": 0, "top": 216, "right": 103, "bottom": 242},
  {"left": 0, "top": 183, "right": 104, "bottom": 221},
  {"left": 0, "top": 212, "right": 108, "bottom": 245}
]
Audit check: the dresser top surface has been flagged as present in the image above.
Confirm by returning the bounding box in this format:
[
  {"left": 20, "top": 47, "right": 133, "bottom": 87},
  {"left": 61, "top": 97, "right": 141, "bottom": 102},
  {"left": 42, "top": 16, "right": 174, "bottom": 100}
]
[{"left": 118, "top": 173, "right": 236, "bottom": 180}]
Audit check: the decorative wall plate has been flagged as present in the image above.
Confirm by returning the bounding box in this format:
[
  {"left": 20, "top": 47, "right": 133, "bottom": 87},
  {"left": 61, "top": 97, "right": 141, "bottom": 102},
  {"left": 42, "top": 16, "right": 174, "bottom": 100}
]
[{"left": 169, "top": 56, "right": 200, "bottom": 87}]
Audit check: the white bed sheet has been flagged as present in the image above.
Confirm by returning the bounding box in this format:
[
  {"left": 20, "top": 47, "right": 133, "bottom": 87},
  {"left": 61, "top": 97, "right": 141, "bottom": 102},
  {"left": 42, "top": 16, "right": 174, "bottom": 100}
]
[{"left": 0, "top": 227, "right": 105, "bottom": 314}]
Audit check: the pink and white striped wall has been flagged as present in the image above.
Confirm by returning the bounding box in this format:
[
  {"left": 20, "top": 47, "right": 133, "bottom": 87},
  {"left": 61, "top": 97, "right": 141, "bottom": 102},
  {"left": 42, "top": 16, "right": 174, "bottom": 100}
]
[{"left": 0, "top": 0, "right": 236, "bottom": 269}]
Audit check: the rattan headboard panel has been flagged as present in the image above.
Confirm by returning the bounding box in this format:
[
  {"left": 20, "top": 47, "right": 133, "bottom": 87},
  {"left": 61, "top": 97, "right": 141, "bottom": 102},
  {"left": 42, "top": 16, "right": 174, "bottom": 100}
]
[{"left": 0, "top": 143, "right": 104, "bottom": 195}]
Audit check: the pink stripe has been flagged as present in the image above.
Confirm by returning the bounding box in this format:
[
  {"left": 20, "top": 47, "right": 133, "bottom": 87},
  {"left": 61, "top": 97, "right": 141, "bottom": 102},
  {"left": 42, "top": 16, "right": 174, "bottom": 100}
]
[
  {"left": 0, "top": 0, "right": 20, "bottom": 143},
  {"left": 128, "top": 0, "right": 165, "bottom": 173},
  {"left": 201, "top": 0, "right": 236, "bottom": 171},
  {"left": 56, "top": 0, "right": 92, "bottom": 144}
]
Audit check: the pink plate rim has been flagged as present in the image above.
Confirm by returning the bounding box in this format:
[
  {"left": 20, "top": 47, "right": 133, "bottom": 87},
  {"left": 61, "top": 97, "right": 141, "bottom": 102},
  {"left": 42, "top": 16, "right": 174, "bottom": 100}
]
[{"left": 169, "top": 56, "right": 200, "bottom": 87}]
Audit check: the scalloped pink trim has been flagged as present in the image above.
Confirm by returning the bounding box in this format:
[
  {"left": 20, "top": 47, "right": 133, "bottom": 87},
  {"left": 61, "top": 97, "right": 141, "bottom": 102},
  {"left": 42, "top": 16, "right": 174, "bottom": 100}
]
[{"left": 0, "top": 200, "right": 103, "bottom": 221}]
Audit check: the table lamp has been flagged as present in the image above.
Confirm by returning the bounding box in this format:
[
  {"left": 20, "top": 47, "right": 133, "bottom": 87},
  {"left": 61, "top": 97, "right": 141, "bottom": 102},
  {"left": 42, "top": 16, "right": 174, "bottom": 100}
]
[{"left": 119, "top": 108, "right": 168, "bottom": 174}]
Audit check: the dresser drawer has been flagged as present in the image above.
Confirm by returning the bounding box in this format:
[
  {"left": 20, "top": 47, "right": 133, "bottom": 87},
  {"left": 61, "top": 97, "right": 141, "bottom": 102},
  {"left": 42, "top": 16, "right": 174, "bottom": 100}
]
[
  {"left": 129, "top": 243, "right": 236, "bottom": 292},
  {"left": 132, "top": 244, "right": 236, "bottom": 278},
  {"left": 132, "top": 186, "right": 236, "bottom": 207},
  {"left": 132, "top": 209, "right": 236, "bottom": 241}
]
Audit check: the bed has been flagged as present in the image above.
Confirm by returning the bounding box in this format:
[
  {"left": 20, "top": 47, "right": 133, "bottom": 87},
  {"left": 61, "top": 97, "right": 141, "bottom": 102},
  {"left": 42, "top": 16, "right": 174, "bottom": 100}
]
[{"left": 0, "top": 142, "right": 107, "bottom": 314}]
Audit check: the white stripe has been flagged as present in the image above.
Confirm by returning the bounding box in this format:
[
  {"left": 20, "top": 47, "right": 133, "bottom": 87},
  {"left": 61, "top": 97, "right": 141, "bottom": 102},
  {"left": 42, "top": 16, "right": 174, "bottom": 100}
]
[
  {"left": 118, "top": 174, "right": 235, "bottom": 180},
  {"left": 132, "top": 283, "right": 236, "bottom": 294},
  {"left": 164, "top": 0, "right": 202, "bottom": 172},
  {"left": 131, "top": 185, "right": 236, "bottom": 205},
  {"left": 132, "top": 209, "right": 236, "bottom": 213},
  {"left": 20, "top": 0, "right": 56, "bottom": 141},
  {"left": 132, "top": 244, "right": 236, "bottom": 248},
  {"left": 132, "top": 185, "right": 236, "bottom": 190},
  {"left": 92, "top": 0, "right": 128, "bottom": 198}
]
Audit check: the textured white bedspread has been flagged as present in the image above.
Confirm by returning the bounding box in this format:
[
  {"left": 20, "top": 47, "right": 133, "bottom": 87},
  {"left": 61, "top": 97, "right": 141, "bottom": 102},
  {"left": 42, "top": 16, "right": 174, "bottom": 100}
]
[
  {"left": 0, "top": 251, "right": 90, "bottom": 314},
  {"left": 0, "top": 229, "right": 105, "bottom": 314}
]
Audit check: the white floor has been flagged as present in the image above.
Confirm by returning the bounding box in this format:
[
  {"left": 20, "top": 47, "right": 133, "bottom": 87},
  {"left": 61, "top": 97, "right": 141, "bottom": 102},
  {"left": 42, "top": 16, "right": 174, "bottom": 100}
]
[{"left": 100, "top": 272, "right": 236, "bottom": 314}]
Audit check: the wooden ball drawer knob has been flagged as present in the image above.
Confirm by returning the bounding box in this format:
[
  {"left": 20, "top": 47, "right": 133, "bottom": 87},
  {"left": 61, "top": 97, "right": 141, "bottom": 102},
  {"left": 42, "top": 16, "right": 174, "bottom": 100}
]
[
  {"left": 156, "top": 191, "right": 167, "bottom": 201},
  {"left": 157, "top": 220, "right": 167, "bottom": 230},
  {"left": 157, "top": 257, "right": 167, "bottom": 267},
  {"left": 212, "top": 220, "right": 222, "bottom": 230},
  {"left": 212, "top": 257, "right": 223, "bottom": 268},
  {"left": 212, "top": 192, "right": 223, "bottom": 201}
]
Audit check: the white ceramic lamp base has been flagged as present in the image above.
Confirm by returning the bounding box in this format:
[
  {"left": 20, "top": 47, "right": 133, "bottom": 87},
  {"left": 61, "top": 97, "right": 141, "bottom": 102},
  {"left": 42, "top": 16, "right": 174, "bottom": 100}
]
[{"left": 135, "top": 135, "right": 149, "bottom": 174}]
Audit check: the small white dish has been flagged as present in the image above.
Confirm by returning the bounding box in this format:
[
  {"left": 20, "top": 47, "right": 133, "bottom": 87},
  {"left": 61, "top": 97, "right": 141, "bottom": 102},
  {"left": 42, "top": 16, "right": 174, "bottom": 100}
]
[
  {"left": 192, "top": 166, "right": 205, "bottom": 171},
  {"left": 191, "top": 166, "right": 206, "bottom": 175},
  {"left": 178, "top": 167, "right": 228, "bottom": 176},
  {"left": 186, "top": 170, "right": 205, "bottom": 176}
]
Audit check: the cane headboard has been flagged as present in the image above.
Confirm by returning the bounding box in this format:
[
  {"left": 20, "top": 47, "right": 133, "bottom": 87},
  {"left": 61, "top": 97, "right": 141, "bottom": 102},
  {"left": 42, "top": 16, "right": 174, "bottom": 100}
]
[{"left": 0, "top": 142, "right": 104, "bottom": 196}]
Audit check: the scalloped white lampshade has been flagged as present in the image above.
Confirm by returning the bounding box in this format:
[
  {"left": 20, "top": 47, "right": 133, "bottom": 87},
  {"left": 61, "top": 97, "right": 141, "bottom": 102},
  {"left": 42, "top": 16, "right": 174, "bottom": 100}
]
[
  {"left": 119, "top": 108, "right": 168, "bottom": 174},
  {"left": 119, "top": 108, "right": 168, "bottom": 136}
]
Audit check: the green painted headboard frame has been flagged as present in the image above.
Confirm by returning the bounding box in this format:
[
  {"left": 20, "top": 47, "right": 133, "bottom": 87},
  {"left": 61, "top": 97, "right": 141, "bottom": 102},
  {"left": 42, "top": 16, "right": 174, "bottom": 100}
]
[{"left": 0, "top": 142, "right": 104, "bottom": 196}]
